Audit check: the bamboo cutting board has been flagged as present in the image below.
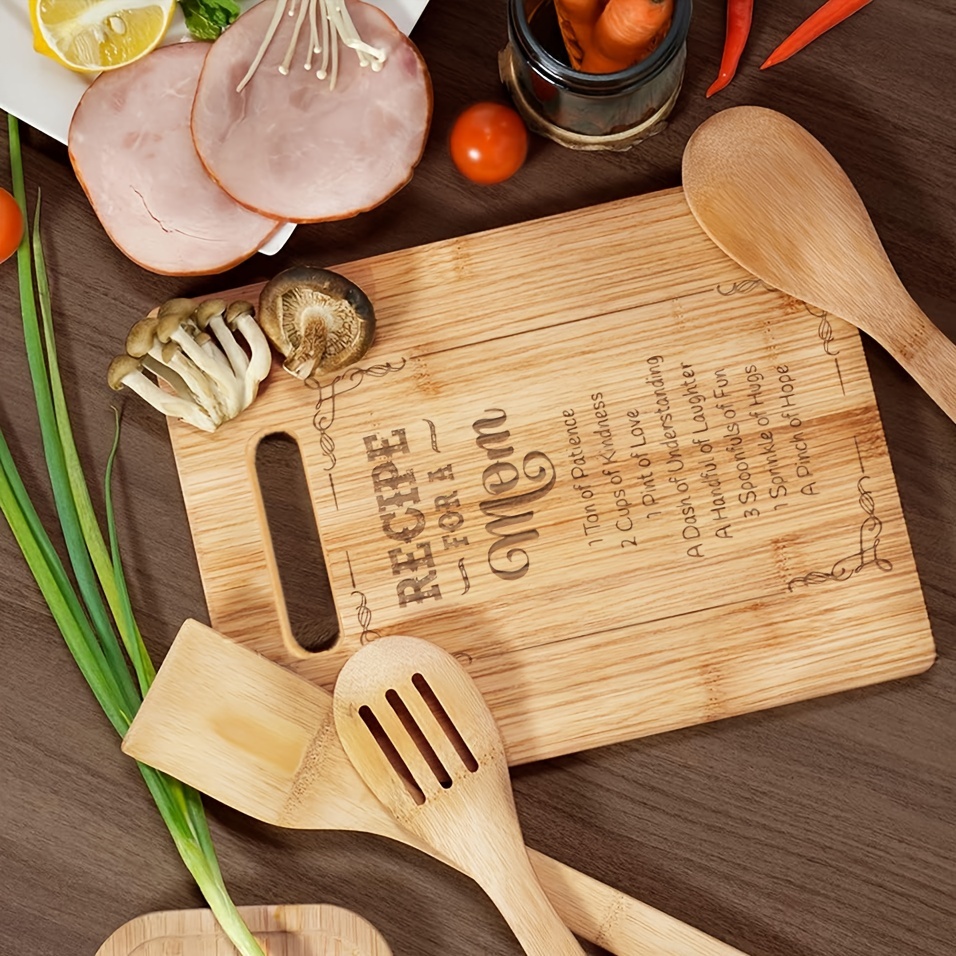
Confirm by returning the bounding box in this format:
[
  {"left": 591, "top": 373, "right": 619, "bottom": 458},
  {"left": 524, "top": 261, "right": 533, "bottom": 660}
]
[
  {"left": 167, "top": 187, "right": 935, "bottom": 764},
  {"left": 95, "top": 904, "right": 391, "bottom": 954}
]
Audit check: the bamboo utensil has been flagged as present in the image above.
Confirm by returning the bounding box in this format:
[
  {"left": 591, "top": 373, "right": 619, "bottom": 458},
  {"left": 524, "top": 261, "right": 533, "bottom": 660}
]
[
  {"left": 123, "top": 619, "right": 750, "bottom": 956},
  {"left": 96, "top": 904, "right": 391, "bottom": 955},
  {"left": 332, "top": 635, "right": 586, "bottom": 956},
  {"left": 682, "top": 105, "right": 956, "bottom": 425}
]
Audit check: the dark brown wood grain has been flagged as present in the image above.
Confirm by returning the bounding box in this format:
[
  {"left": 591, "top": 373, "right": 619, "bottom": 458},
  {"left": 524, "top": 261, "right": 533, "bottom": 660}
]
[{"left": 0, "top": 2, "right": 954, "bottom": 954}]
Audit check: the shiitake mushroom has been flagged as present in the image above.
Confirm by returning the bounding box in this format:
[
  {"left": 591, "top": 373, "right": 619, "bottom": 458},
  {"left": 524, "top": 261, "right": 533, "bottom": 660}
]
[{"left": 256, "top": 267, "right": 375, "bottom": 380}]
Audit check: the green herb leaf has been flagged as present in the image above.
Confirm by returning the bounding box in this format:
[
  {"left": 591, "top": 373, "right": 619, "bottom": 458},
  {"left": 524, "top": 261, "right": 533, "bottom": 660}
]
[
  {"left": 3, "top": 115, "right": 265, "bottom": 956},
  {"left": 179, "top": 0, "right": 241, "bottom": 40}
]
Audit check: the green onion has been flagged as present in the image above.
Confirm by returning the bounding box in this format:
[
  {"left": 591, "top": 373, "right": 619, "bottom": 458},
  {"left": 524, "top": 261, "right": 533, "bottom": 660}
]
[{"left": 2, "top": 115, "right": 265, "bottom": 956}]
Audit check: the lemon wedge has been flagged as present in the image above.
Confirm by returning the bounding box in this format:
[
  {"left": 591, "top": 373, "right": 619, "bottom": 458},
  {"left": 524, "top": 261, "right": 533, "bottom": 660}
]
[{"left": 31, "top": 0, "right": 177, "bottom": 72}]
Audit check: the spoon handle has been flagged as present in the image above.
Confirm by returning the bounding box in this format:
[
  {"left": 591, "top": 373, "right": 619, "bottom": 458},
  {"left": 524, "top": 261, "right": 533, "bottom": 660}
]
[
  {"left": 880, "top": 299, "right": 956, "bottom": 425},
  {"left": 479, "top": 837, "right": 587, "bottom": 956},
  {"left": 527, "top": 851, "right": 750, "bottom": 955}
]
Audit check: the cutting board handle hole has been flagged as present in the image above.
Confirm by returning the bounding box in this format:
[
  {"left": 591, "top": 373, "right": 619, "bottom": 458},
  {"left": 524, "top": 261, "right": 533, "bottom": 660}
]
[{"left": 255, "top": 433, "right": 339, "bottom": 653}]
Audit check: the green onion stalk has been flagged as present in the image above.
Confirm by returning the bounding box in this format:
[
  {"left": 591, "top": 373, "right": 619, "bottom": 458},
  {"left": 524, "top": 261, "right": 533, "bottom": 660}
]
[{"left": 0, "top": 115, "right": 265, "bottom": 956}]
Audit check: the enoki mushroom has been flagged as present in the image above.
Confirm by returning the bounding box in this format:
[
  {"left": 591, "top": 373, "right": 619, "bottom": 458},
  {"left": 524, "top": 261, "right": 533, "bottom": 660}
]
[{"left": 236, "top": 0, "right": 387, "bottom": 94}]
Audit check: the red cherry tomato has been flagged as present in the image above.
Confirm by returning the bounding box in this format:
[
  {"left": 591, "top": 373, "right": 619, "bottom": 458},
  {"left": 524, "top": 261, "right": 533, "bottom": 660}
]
[
  {"left": 450, "top": 102, "right": 529, "bottom": 185},
  {"left": 0, "top": 188, "right": 24, "bottom": 264}
]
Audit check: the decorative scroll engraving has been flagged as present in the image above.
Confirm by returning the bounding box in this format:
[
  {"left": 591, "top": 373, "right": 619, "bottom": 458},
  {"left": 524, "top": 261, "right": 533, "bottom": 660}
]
[
  {"left": 787, "top": 477, "right": 892, "bottom": 590},
  {"left": 458, "top": 558, "right": 471, "bottom": 595},
  {"left": 352, "top": 590, "right": 382, "bottom": 645},
  {"left": 716, "top": 278, "right": 771, "bottom": 296},
  {"left": 309, "top": 359, "right": 407, "bottom": 470},
  {"left": 817, "top": 316, "right": 839, "bottom": 355},
  {"left": 716, "top": 280, "right": 840, "bottom": 357},
  {"left": 808, "top": 307, "right": 840, "bottom": 356},
  {"left": 425, "top": 418, "right": 441, "bottom": 453}
]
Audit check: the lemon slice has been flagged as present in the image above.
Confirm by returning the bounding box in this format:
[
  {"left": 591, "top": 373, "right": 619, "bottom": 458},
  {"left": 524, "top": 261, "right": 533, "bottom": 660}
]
[{"left": 31, "top": 0, "right": 177, "bottom": 72}]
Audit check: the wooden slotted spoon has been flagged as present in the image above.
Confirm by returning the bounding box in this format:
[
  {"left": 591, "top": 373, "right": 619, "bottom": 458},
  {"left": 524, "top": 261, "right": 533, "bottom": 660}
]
[
  {"left": 333, "top": 635, "right": 586, "bottom": 956},
  {"left": 682, "top": 105, "right": 956, "bottom": 425}
]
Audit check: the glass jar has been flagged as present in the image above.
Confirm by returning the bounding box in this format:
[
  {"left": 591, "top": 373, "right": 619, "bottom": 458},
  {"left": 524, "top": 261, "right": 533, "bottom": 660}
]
[{"left": 500, "top": 0, "right": 692, "bottom": 150}]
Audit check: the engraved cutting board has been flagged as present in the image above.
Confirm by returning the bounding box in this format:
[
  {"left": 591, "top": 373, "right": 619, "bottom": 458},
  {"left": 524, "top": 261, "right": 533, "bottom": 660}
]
[{"left": 166, "top": 187, "right": 935, "bottom": 764}]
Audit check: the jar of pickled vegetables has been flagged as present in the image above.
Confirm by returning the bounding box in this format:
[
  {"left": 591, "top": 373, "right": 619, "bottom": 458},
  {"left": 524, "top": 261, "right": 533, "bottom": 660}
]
[{"left": 500, "top": 0, "right": 692, "bottom": 150}]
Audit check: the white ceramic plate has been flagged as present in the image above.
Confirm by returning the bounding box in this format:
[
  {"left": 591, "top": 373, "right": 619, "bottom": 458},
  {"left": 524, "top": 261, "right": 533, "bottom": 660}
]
[{"left": 0, "top": 0, "right": 430, "bottom": 255}]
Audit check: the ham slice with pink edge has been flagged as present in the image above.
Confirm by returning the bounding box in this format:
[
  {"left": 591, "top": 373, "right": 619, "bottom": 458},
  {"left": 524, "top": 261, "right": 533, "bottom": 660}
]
[
  {"left": 68, "top": 42, "right": 283, "bottom": 276},
  {"left": 191, "top": 0, "right": 432, "bottom": 223}
]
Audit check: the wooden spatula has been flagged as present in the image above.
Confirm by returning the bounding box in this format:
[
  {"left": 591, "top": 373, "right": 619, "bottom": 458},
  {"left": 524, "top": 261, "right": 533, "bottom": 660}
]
[
  {"left": 682, "top": 105, "right": 956, "bottom": 425},
  {"left": 333, "top": 635, "right": 586, "bottom": 956},
  {"left": 123, "top": 620, "right": 750, "bottom": 956}
]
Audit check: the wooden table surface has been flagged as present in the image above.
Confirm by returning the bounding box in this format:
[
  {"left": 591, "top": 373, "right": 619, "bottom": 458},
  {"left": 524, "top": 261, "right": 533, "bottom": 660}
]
[{"left": 1, "top": 2, "right": 953, "bottom": 954}]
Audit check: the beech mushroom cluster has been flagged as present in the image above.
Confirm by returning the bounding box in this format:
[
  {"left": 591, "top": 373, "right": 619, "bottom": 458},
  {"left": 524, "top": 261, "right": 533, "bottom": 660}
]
[{"left": 108, "top": 297, "right": 273, "bottom": 432}]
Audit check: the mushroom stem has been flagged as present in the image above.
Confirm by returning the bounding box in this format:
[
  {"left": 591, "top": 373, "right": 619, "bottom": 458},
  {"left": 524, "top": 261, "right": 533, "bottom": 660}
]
[
  {"left": 236, "top": 0, "right": 289, "bottom": 93},
  {"left": 207, "top": 315, "right": 251, "bottom": 378},
  {"left": 158, "top": 314, "right": 244, "bottom": 419},
  {"left": 141, "top": 354, "right": 193, "bottom": 401},
  {"left": 108, "top": 356, "right": 217, "bottom": 433},
  {"left": 194, "top": 299, "right": 252, "bottom": 380},
  {"left": 195, "top": 331, "right": 245, "bottom": 419},
  {"left": 160, "top": 341, "right": 227, "bottom": 426},
  {"left": 239, "top": 0, "right": 387, "bottom": 92},
  {"left": 280, "top": 0, "right": 311, "bottom": 75},
  {"left": 227, "top": 303, "right": 274, "bottom": 407}
]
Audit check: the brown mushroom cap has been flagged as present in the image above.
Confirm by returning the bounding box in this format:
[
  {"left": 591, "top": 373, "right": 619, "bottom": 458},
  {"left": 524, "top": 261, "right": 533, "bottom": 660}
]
[
  {"left": 157, "top": 297, "right": 197, "bottom": 321},
  {"left": 156, "top": 311, "right": 189, "bottom": 344},
  {"left": 193, "top": 298, "right": 228, "bottom": 330},
  {"left": 225, "top": 300, "right": 256, "bottom": 325},
  {"left": 256, "top": 266, "right": 375, "bottom": 379},
  {"left": 108, "top": 354, "right": 142, "bottom": 391},
  {"left": 126, "top": 317, "right": 160, "bottom": 358}
]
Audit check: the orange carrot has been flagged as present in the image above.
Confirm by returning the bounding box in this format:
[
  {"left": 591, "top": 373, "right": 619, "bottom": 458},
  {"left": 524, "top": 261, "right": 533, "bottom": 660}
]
[
  {"left": 582, "top": 0, "right": 673, "bottom": 72},
  {"left": 554, "top": 0, "right": 604, "bottom": 70}
]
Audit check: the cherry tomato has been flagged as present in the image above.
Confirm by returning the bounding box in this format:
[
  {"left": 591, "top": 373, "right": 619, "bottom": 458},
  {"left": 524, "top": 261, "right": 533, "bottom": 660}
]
[
  {"left": 449, "top": 102, "right": 529, "bottom": 185},
  {"left": 0, "top": 188, "right": 24, "bottom": 264}
]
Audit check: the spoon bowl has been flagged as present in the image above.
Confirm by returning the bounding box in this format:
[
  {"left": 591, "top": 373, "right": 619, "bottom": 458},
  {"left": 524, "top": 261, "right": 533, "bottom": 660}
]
[{"left": 682, "top": 105, "right": 956, "bottom": 424}]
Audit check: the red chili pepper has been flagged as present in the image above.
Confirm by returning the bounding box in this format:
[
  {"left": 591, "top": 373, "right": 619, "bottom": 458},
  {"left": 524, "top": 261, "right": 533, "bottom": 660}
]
[
  {"left": 706, "top": 0, "right": 754, "bottom": 97},
  {"left": 761, "top": 0, "right": 874, "bottom": 70}
]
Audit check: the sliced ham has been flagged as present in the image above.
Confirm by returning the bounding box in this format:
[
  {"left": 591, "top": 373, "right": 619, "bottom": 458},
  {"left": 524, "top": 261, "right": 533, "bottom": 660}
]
[
  {"left": 191, "top": 0, "right": 432, "bottom": 223},
  {"left": 68, "top": 42, "right": 283, "bottom": 276}
]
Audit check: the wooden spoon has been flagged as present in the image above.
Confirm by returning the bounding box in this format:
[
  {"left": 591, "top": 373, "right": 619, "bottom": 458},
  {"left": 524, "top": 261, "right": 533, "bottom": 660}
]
[
  {"left": 332, "top": 635, "right": 586, "bottom": 956},
  {"left": 682, "top": 105, "right": 956, "bottom": 425},
  {"left": 123, "top": 620, "right": 749, "bottom": 956}
]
